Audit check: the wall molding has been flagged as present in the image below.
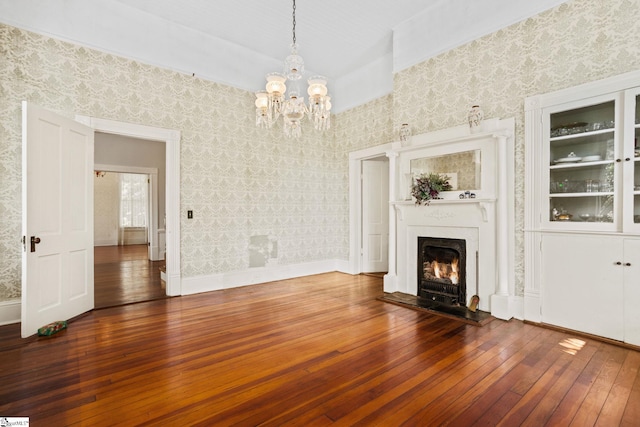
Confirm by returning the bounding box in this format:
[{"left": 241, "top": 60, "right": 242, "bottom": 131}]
[
  {"left": 182, "top": 260, "right": 353, "bottom": 295},
  {"left": 0, "top": 299, "right": 21, "bottom": 326}
]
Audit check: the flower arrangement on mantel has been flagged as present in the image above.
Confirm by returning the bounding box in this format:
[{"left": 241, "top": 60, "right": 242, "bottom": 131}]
[{"left": 411, "top": 173, "right": 453, "bottom": 205}]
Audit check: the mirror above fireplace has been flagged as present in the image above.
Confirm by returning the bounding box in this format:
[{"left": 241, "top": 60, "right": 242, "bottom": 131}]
[{"left": 410, "top": 149, "right": 481, "bottom": 191}]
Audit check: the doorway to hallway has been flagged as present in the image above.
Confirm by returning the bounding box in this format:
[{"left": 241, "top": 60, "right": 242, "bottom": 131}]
[{"left": 94, "top": 244, "right": 167, "bottom": 308}]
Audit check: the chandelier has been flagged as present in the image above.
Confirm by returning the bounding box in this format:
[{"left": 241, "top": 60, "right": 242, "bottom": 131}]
[{"left": 254, "top": 0, "right": 332, "bottom": 138}]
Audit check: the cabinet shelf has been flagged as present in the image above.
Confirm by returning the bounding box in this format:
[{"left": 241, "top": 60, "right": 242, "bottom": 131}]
[
  {"left": 549, "top": 128, "right": 614, "bottom": 142},
  {"left": 549, "top": 160, "right": 614, "bottom": 170},
  {"left": 549, "top": 192, "right": 614, "bottom": 198}
]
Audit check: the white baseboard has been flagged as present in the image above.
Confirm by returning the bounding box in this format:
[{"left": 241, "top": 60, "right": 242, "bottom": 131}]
[
  {"left": 94, "top": 239, "right": 117, "bottom": 246},
  {"left": 0, "top": 299, "right": 21, "bottom": 325},
  {"left": 490, "top": 294, "right": 525, "bottom": 321},
  {"left": 524, "top": 292, "right": 541, "bottom": 323},
  {"left": 181, "top": 259, "right": 349, "bottom": 295},
  {"left": 511, "top": 295, "right": 524, "bottom": 321}
]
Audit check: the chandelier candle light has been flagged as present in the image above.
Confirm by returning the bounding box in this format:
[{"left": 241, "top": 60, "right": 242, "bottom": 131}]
[{"left": 255, "top": 0, "right": 332, "bottom": 138}]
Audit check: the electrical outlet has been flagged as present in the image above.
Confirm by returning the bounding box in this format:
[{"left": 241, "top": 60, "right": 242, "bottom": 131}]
[{"left": 187, "top": 210, "right": 193, "bottom": 219}]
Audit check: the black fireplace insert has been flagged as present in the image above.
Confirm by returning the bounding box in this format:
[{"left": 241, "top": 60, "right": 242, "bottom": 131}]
[{"left": 417, "top": 237, "right": 466, "bottom": 306}]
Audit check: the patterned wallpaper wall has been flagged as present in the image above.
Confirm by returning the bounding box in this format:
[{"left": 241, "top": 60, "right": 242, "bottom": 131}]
[
  {"left": 0, "top": 23, "right": 343, "bottom": 300},
  {"left": 1, "top": 0, "right": 638, "bottom": 302},
  {"left": 393, "top": 0, "right": 640, "bottom": 294}
]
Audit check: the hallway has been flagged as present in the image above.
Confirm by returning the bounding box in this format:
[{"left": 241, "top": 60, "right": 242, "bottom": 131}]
[{"left": 94, "top": 244, "right": 167, "bottom": 308}]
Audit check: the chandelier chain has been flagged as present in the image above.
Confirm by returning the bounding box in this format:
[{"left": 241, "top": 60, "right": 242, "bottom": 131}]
[{"left": 292, "top": 0, "right": 296, "bottom": 45}]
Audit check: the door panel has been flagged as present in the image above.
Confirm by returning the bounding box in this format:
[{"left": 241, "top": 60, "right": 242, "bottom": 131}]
[
  {"left": 22, "top": 102, "right": 94, "bottom": 337},
  {"left": 623, "top": 239, "right": 640, "bottom": 346},
  {"left": 362, "top": 158, "right": 389, "bottom": 273},
  {"left": 541, "top": 234, "right": 623, "bottom": 341}
]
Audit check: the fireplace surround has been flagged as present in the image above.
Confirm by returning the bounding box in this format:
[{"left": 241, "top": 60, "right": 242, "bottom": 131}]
[{"left": 374, "top": 118, "right": 517, "bottom": 320}]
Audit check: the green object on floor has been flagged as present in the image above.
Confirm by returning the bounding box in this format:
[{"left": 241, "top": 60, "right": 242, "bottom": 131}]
[{"left": 37, "top": 320, "right": 67, "bottom": 336}]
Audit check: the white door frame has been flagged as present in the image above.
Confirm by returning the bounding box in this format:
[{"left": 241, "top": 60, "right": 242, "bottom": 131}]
[
  {"left": 76, "top": 116, "right": 182, "bottom": 296},
  {"left": 348, "top": 143, "right": 393, "bottom": 275}
]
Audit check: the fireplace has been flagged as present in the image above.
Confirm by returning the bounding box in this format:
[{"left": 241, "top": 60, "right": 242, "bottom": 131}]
[{"left": 417, "top": 237, "right": 466, "bottom": 306}]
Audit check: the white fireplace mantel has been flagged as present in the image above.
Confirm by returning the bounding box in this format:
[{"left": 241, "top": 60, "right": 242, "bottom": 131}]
[{"left": 382, "top": 118, "right": 518, "bottom": 320}]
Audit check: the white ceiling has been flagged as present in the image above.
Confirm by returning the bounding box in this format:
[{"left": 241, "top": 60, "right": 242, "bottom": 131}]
[{"left": 0, "top": 0, "right": 569, "bottom": 112}]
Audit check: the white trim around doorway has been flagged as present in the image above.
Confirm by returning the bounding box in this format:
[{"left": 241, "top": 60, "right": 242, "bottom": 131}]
[
  {"left": 348, "top": 142, "right": 393, "bottom": 276},
  {"left": 76, "top": 116, "right": 182, "bottom": 296}
]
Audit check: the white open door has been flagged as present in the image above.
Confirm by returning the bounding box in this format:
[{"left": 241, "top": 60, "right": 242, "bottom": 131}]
[
  {"left": 362, "top": 158, "right": 389, "bottom": 273},
  {"left": 21, "top": 102, "right": 95, "bottom": 337}
]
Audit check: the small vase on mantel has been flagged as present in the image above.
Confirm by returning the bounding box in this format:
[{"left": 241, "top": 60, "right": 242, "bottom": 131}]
[
  {"left": 468, "top": 105, "right": 483, "bottom": 133},
  {"left": 399, "top": 123, "right": 412, "bottom": 146}
]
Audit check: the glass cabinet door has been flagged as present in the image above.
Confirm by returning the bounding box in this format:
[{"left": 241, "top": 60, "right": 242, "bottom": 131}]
[
  {"left": 624, "top": 88, "right": 640, "bottom": 232},
  {"left": 634, "top": 94, "right": 640, "bottom": 227},
  {"left": 544, "top": 97, "right": 619, "bottom": 230}
]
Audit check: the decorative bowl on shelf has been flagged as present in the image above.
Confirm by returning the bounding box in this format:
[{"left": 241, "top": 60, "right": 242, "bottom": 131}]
[
  {"left": 557, "top": 213, "right": 573, "bottom": 221},
  {"left": 579, "top": 214, "right": 591, "bottom": 221},
  {"left": 554, "top": 157, "right": 582, "bottom": 164}
]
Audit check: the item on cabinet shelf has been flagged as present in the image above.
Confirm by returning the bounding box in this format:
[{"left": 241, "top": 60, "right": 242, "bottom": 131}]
[
  {"left": 582, "top": 155, "right": 602, "bottom": 162},
  {"left": 579, "top": 214, "right": 591, "bottom": 221},
  {"left": 550, "top": 121, "right": 588, "bottom": 137},
  {"left": 600, "top": 181, "right": 614, "bottom": 192},
  {"left": 557, "top": 213, "right": 573, "bottom": 221},
  {"left": 635, "top": 148, "right": 640, "bottom": 157},
  {"left": 585, "top": 179, "right": 600, "bottom": 192},
  {"left": 399, "top": 123, "right": 412, "bottom": 146},
  {"left": 468, "top": 105, "right": 483, "bottom": 133},
  {"left": 554, "top": 151, "right": 582, "bottom": 164},
  {"left": 551, "top": 180, "right": 585, "bottom": 193}
]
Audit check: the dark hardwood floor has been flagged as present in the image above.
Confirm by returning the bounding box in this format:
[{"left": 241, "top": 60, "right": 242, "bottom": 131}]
[
  {"left": 94, "top": 244, "right": 167, "bottom": 309},
  {"left": 1, "top": 272, "right": 639, "bottom": 426}
]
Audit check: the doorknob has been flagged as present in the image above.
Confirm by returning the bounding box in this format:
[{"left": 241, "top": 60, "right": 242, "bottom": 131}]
[{"left": 30, "top": 236, "right": 41, "bottom": 252}]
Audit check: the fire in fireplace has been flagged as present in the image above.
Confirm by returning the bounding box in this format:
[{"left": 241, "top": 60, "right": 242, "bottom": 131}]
[{"left": 418, "top": 237, "right": 466, "bottom": 306}]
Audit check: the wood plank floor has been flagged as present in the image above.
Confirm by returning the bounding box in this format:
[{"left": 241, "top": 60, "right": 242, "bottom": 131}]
[
  {"left": 1, "top": 272, "right": 639, "bottom": 426},
  {"left": 94, "top": 244, "right": 167, "bottom": 309}
]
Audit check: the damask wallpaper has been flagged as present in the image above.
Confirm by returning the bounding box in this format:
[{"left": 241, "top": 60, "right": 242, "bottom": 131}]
[
  {"left": 393, "top": 0, "right": 640, "bottom": 294},
  {"left": 1, "top": 0, "right": 638, "bottom": 302},
  {"left": 0, "top": 23, "right": 345, "bottom": 300}
]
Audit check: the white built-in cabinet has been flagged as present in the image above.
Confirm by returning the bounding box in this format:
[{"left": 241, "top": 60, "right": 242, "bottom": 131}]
[{"left": 525, "top": 71, "right": 640, "bottom": 346}]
